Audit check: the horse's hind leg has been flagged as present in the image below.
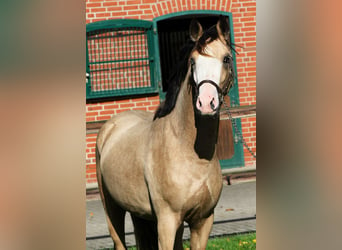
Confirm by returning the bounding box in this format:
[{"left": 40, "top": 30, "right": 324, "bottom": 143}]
[
  {"left": 96, "top": 149, "right": 126, "bottom": 249},
  {"left": 131, "top": 214, "right": 158, "bottom": 250}
]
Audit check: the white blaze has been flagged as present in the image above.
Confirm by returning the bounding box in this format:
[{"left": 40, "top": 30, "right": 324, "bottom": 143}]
[
  {"left": 192, "top": 55, "right": 222, "bottom": 85},
  {"left": 192, "top": 55, "right": 222, "bottom": 114}
]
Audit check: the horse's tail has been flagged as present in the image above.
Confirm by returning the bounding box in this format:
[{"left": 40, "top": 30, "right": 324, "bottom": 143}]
[
  {"left": 131, "top": 215, "right": 158, "bottom": 250},
  {"left": 96, "top": 144, "right": 105, "bottom": 205}
]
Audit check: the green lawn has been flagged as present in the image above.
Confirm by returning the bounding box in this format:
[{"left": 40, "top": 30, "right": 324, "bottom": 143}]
[{"left": 123, "top": 233, "right": 256, "bottom": 250}]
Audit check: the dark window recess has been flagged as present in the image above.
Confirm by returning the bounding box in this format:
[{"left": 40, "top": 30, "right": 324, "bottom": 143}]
[{"left": 157, "top": 15, "right": 225, "bottom": 92}]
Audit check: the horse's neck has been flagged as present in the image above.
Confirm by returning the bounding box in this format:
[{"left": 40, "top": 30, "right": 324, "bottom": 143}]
[
  {"left": 168, "top": 73, "right": 196, "bottom": 142},
  {"left": 168, "top": 73, "right": 220, "bottom": 160}
]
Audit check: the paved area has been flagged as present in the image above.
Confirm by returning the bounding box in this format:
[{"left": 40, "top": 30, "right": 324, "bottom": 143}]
[{"left": 86, "top": 180, "right": 256, "bottom": 249}]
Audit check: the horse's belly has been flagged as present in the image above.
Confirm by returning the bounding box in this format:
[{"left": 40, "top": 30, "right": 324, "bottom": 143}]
[
  {"left": 101, "top": 152, "right": 153, "bottom": 219},
  {"left": 99, "top": 111, "right": 154, "bottom": 219}
]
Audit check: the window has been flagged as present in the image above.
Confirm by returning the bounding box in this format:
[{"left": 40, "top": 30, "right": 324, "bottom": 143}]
[{"left": 86, "top": 19, "right": 158, "bottom": 100}]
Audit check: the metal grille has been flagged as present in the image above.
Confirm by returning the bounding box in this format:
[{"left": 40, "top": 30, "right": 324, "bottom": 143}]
[{"left": 86, "top": 20, "right": 157, "bottom": 99}]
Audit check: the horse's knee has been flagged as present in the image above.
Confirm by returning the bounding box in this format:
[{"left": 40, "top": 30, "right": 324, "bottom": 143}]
[{"left": 157, "top": 213, "right": 183, "bottom": 250}]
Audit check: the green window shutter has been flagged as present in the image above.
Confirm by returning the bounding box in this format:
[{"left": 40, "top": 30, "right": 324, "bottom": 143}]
[{"left": 86, "top": 19, "right": 158, "bottom": 100}]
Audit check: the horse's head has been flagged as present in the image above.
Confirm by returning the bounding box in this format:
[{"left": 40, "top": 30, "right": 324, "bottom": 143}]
[{"left": 189, "top": 16, "right": 235, "bottom": 115}]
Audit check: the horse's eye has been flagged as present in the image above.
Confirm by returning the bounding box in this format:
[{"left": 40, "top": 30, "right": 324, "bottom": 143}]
[{"left": 223, "top": 56, "right": 230, "bottom": 64}]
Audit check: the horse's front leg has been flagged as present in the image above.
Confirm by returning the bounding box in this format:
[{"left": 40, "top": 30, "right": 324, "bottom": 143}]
[
  {"left": 189, "top": 213, "right": 214, "bottom": 250},
  {"left": 157, "top": 211, "right": 182, "bottom": 250}
]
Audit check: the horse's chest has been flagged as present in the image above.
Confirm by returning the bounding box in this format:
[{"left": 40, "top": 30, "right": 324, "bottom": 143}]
[{"left": 182, "top": 178, "right": 222, "bottom": 221}]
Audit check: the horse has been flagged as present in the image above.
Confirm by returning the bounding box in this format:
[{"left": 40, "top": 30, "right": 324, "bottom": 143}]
[{"left": 96, "top": 16, "right": 235, "bottom": 250}]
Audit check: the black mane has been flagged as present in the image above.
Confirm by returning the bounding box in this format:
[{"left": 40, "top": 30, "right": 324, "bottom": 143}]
[{"left": 153, "top": 39, "right": 195, "bottom": 120}]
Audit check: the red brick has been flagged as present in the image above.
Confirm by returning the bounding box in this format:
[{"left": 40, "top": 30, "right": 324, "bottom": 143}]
[
  {"left": 86, "top": 138, "right": 97, "bottom": 144},
  {"left": 87, "top": 143, "right": 96, "bottom": 148},
  {"left": 126, "top": 0, "right": 141, "bottom": 5},
  {"left": 239, "top": 92, "right": 249, "bottom": 97},
  {"left": 103, "top": 1, "right": 118, "bottom": 7},
  {"left": 243, "top": 12, "right": 256, "bottom": 17},
  {"left": 123, "top": 5, "right": 138, "bottom": 10},
  {"left": 91, "top": 7, "right": 106, "bottom": 12},
  {"left": 87, "top": 3, "right": 102, "bottom": 8},
  {"left": 136, "top": 101, "right": 151, "bottom": 107},
  {"left": 157, "top": 3, "right": 163, "bottom": 14},
  {"left": 245, "top": 66, "right": 256, "bottom": 72},
  {"left": 87, "top": 105, "right": 102, "bottom": 111},
  {"left": 97, "top": 115, "right": 111, "bottom": 120},
  {"left": 127, "top": 10, "right": 143, "bottom": 15},
  {"left": 96, "top": 12, "right": 111, "bottom": 17},
  {"left": 246, "top": 32, "right": 256, "bottom": 37},
  {"left": 140, "top": 15, "right": 153, "bottom": 20},
  {"left": 120, "top": 103, "right": 135, "bottom": 108},
  {"left": 241, "top": 17, "right": 255, "bottom": 22},
  {"left": 86, "top": 169, "right": 96, "bottom": 174},
  {"left": 140, "top": 4, "right": 152, "bottom": 9},
  {"left": 86, "top": 111, "right": 98, "bottom": 117},
  {"left": 242, "top": 2, "right": 256, "bottom": 7},
  {"left": 242, "top": 27, "right": 255, "bottom": 32},
  {"left": 147, "top": 106, "right": 157, "bottom": 111},
  {"left": 111, "top": 11, "right": 128, "bottom": 17},
  {"left": 242, "top": 36, "right": 255, "bottom": 41},
  {"left": 86, "top": 164, "right": 96, "bottom": 169},
  {"left": 244, "top": 22, "right": 256, "bottom": 27},
  {"left": 100, "top": 110, "right": 115, "bottom": 115},
  {"left": 231, "top": 3, "right": 242, "bottom": 8},
  {"left": 104, "top": 104, "right": 119, "bottom": 110},
  {"left": 149, "top": 95, "right": 160, "bottom": 101},
  {"left": 86, "top": 117, "right": 96, "bottom": 122},
  {"left": 107, "top": 7, "right": 123, "bottom": 12}
]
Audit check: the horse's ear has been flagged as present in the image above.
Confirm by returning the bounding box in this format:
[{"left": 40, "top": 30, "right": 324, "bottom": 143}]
[
  {"left": 216, "top": 16, "right": 230, "bottom": 45},
  {"left": 189, "top": 19, "right": 203, "bottom": 42}
]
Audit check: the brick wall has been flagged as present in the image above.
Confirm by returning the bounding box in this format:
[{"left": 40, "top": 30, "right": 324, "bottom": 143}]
[{"left": 86, "top": 0, "right": 256, "bottom": 185}]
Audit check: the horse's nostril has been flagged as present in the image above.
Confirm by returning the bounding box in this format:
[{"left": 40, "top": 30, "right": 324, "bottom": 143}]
[
  {"left": 198, "top": 99, "right": 202, "bottom": 107},
  {"left": 210, "top": 98, "right": 215, "bottom": 110}
]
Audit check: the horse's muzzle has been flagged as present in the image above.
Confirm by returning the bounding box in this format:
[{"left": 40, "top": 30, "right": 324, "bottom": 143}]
[{"left": 195, "top": 80, "right": 221, "bottom": 115}]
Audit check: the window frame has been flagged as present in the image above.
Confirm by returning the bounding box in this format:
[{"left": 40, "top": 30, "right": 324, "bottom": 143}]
[{"left": 86, "top": 19, "right": 159, "bottom": 100}]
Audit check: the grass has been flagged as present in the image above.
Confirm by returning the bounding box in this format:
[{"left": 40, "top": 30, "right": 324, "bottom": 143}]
[{"left": 122, "top": 233, "right": 256, "bottom": 250}]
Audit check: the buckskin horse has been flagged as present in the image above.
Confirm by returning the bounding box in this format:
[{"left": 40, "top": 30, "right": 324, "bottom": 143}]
[{"left": 96, "top": 16, "right": 235, "bottom": 250}]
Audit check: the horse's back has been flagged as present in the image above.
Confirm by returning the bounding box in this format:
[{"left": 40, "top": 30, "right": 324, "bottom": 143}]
[
  {"left": 97, "top": 110, "right": 153, "bottom": 152},
  {"left": 96, "top": 110, "right": 154, "bottom": 217}
]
